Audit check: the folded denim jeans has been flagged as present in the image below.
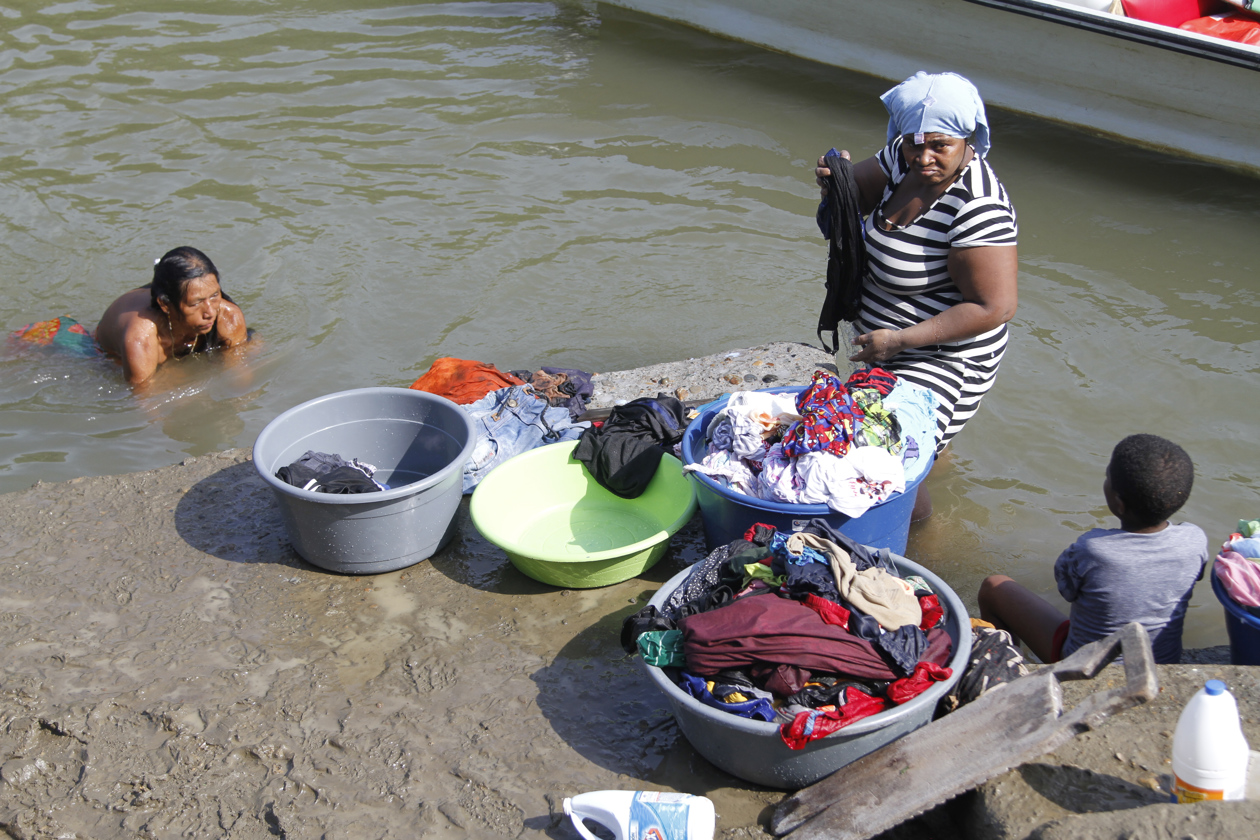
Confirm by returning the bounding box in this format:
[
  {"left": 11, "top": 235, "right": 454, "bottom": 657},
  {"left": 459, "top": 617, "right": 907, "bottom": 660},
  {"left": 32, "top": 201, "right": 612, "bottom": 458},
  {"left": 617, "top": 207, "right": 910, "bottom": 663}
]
[{"left": 460, "top": 385, "right": 589, "bottom": 492}]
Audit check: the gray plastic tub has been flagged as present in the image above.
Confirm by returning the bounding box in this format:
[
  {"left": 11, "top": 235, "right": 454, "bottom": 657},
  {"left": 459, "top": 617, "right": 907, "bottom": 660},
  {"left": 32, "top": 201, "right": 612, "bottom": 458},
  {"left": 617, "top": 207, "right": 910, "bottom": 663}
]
[
  {"left": 640, "top": 554, "right": 971, "bottom": 789},
  {"left": 253, "top": 387, "right": 475, "bottom": 574}
]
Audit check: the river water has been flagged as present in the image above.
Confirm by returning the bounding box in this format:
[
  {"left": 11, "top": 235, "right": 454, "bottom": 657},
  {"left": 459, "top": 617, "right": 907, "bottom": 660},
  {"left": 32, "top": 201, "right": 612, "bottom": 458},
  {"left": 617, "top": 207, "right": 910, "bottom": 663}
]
[{"left": 1, "top": 0, "right": 1257, "bottom": 650}]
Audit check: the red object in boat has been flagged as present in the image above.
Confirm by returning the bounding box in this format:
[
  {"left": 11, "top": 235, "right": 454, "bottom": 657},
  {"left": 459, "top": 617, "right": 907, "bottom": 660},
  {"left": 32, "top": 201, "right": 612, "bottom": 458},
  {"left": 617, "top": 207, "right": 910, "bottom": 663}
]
[
  {"left": 1121, "top": 0, "right": 1227, "bottom": 27},
  {"left": 1180, "top": 11, "right": 1260, "bottom": 44}
]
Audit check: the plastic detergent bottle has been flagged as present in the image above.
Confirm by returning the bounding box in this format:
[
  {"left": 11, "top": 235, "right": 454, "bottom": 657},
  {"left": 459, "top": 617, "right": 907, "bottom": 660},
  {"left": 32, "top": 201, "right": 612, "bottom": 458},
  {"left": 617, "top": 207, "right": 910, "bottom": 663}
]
[
  {"left": 562, "top": 790, "right": 715, "bottom": 840},
  {"left": 1172, "top": 679, "right": 1250, "bottom": 802}
]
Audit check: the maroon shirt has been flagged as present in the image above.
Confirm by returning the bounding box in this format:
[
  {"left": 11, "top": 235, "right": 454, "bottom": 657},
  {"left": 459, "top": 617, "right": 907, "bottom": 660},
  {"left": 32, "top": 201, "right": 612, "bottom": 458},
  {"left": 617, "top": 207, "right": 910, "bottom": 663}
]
[{"left": 679, "top": 592, "right": 951, "bottom": 680}]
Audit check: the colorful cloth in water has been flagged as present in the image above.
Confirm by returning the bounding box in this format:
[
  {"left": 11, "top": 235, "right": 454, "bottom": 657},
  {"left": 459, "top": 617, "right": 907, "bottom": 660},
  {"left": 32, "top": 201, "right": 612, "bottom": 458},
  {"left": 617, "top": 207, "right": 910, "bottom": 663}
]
[{"left": 10, "top": 317, "right": 98, "bottom": 356}]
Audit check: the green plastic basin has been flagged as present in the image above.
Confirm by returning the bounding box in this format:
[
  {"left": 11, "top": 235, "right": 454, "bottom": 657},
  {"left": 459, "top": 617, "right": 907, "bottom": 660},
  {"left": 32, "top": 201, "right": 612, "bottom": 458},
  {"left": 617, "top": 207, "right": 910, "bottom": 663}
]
[{"left": 470, "top": 440, "right": 697, "bottom": 588}]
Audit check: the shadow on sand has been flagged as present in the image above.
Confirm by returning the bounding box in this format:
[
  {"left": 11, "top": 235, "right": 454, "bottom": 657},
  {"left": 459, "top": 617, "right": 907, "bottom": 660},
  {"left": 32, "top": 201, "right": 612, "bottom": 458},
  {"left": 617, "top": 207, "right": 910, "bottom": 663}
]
[{"left": 173, "top": 458, "right": 309, "bottom": 569}]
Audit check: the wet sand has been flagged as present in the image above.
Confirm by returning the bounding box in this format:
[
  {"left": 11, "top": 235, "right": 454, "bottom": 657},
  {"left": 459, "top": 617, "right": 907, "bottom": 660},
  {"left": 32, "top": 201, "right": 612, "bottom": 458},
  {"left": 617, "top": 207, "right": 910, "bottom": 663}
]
[
  {"left": 0, "top": 443, "right": 789, "bottom": 838},
  {"left": 0, "top": 343, "right": 835, "bottom": 840},
  {"left": 0, "top": 342, "right": 1249, "bottom": 840}
]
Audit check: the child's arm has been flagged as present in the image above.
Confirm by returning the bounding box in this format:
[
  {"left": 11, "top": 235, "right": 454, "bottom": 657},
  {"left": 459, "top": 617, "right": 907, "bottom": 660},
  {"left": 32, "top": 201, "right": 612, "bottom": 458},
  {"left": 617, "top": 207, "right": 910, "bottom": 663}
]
[{"left": 1053, "top": 541, "right": 1085, "bottom": 603}]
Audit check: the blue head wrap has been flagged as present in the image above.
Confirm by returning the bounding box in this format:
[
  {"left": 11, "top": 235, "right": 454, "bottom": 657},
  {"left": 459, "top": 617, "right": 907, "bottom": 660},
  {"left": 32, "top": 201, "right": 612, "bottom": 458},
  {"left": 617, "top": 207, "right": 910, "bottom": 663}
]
[{"left": 881, "top": 71, "right": 991, "bottom": 158}]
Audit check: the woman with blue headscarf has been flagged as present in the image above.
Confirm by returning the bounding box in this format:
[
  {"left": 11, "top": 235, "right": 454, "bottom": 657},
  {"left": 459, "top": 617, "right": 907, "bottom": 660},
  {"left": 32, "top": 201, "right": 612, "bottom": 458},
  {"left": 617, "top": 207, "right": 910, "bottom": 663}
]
[{"left": 816, "top": 71, "right": 1018, "bottom": 520}]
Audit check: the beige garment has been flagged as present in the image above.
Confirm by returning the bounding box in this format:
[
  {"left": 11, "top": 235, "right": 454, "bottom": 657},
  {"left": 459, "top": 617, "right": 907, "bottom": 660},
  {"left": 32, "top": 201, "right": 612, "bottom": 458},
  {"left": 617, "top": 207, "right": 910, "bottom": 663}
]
[
  {"left": 1108, "top": 0, "right": 1125, "bottom": 15},
  {"left": 786, "top": 532, "right": 922, "bottom": 631}
]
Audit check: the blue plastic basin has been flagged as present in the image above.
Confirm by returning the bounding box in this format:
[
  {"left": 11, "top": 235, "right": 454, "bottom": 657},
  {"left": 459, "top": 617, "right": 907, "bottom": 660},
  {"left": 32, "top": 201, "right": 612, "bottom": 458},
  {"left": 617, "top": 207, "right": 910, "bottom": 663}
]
[
  {"left": 680, "top": 387, "right": 933, "bottom": 555},
  {"left": 1210, "top": 564, "right": 1260, "bottom": 666}
]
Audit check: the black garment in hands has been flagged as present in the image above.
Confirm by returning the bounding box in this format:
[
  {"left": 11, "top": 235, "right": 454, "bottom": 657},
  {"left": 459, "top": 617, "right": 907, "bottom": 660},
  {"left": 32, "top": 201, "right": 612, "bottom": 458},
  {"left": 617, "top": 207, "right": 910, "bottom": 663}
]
[{"left": 816, "top": 152, "right": 867, "bottom": 354}]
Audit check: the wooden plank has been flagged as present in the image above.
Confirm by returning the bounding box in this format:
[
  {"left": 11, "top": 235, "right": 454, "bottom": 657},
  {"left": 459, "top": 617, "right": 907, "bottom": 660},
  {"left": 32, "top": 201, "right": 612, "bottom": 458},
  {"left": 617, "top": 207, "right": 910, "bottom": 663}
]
[{"left": 770, "top": 623, "right": 1158, "bottom": 839}]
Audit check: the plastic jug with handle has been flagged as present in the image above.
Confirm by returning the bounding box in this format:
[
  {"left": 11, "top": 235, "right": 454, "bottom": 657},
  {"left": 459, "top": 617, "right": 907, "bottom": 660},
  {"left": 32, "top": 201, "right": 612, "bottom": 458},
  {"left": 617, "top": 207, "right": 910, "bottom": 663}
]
[
  {"left": 1172, "top": 679, "right": 1250, "bottom": 802},
  {"left": 562, "top": 790, "right": 715, "bottom": 840}
]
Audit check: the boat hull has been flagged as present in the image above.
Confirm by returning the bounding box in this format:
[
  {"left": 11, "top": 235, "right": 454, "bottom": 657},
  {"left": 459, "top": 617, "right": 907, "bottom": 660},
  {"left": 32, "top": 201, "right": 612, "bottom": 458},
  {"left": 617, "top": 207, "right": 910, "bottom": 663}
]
[{"left": 599, "top": 0, "right": 1260, "bottom": 174}]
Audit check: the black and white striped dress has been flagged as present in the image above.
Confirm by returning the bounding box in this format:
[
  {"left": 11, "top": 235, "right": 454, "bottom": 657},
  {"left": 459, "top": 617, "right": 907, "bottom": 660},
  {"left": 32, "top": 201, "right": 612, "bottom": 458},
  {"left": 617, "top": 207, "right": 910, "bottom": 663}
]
[{"left": 861, "top": 137, "right": 1018, "bottom": 453}]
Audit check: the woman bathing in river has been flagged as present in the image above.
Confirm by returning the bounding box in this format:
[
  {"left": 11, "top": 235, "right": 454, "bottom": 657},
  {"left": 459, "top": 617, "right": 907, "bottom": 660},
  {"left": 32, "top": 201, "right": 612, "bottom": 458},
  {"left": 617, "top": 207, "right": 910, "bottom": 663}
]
[
  {"left": 815, "top": 71, "right": 1019, "bottom": 519},
  {"left": 95, "top": 246, "right": 247, "bottom": 386}
]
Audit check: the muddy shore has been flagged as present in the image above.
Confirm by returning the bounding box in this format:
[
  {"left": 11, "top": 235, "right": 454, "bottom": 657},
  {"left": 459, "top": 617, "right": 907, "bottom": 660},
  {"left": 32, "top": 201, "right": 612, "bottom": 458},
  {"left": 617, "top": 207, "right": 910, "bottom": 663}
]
[{"left": 1, "top": 341, "right": 1253, "bottom": 840}]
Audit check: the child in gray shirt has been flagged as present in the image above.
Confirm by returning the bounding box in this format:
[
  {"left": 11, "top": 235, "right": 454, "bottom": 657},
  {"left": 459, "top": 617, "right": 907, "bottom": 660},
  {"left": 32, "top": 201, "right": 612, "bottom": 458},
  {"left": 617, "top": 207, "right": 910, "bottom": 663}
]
[{"left": 978, "top": 434, "right": 1207, "bottom": 664}]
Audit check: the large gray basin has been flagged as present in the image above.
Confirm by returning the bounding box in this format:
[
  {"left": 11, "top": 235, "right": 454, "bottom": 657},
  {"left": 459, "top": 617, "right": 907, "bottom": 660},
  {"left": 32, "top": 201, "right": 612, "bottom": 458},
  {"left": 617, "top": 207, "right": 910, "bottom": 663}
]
[
  {"left": 641, "top": 554, "right": 971, "bottom": 789},
  {"left": 253, "top": 387, "right": 475, "bottom": 574}
]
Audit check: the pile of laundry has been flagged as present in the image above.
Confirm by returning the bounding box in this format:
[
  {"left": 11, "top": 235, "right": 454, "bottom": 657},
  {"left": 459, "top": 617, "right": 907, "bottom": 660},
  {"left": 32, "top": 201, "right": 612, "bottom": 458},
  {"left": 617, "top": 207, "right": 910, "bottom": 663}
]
[
  {"left": 622, "top": 520, "right": 954, "bottom": 750},
  {"left": 408, "top": 357, "right": 596, "bottom": 493},
  {"left": 275, "top": 450, "right": 389, "bottom": 494},
  {"left": 1215, "top": 517, "right": 1260, "bottom": 613},
  {"left": 684, "top": 368, "right": 937, "bottom": 518}
]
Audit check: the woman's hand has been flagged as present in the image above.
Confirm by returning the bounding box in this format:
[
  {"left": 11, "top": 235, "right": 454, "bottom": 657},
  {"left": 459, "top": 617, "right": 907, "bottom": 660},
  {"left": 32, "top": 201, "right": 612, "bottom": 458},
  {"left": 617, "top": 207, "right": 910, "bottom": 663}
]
[
  {"left": 817, "top": 150, "right": 886, "bottom": 215},
  {"left": 815, "top": 150, "right": 852, "bottom": 198},
  {"left": 848, "top": 328, "right": 904, "bottom": 364}
]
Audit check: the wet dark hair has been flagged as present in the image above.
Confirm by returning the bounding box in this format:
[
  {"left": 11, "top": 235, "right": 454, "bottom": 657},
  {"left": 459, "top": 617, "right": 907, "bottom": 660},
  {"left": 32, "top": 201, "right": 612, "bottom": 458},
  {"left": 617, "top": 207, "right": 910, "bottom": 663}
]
[
  {"left": 150, "top": 246, "right": 222, "bottom": 312},
  {"left": 1109, "top": 434, "right": 1194, "bottom": 528}
]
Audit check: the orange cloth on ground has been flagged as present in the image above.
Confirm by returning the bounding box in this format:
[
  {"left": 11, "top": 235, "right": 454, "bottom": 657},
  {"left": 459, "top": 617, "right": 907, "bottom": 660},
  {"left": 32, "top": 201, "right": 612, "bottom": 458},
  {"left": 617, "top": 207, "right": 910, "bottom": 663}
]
[{"left": 408, "top": 357, "right": 525, "bottom": 404}]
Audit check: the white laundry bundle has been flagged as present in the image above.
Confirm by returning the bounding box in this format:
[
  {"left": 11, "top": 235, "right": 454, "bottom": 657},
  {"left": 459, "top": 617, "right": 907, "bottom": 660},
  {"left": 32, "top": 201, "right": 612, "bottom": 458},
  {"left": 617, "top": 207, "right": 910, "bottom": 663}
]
[
  {"left": 795, "top": 446, "right": 906, "bottom": 517},
  {"left": 722, "top": 390, "right": 802, "bottom": 461}
]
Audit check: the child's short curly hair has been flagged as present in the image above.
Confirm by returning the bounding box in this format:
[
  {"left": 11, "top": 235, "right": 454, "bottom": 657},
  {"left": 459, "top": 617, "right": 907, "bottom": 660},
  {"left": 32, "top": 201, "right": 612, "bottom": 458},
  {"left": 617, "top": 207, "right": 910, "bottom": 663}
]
[{"left": 1108, "top": 434, "right": 1194, "bottom": 528}]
